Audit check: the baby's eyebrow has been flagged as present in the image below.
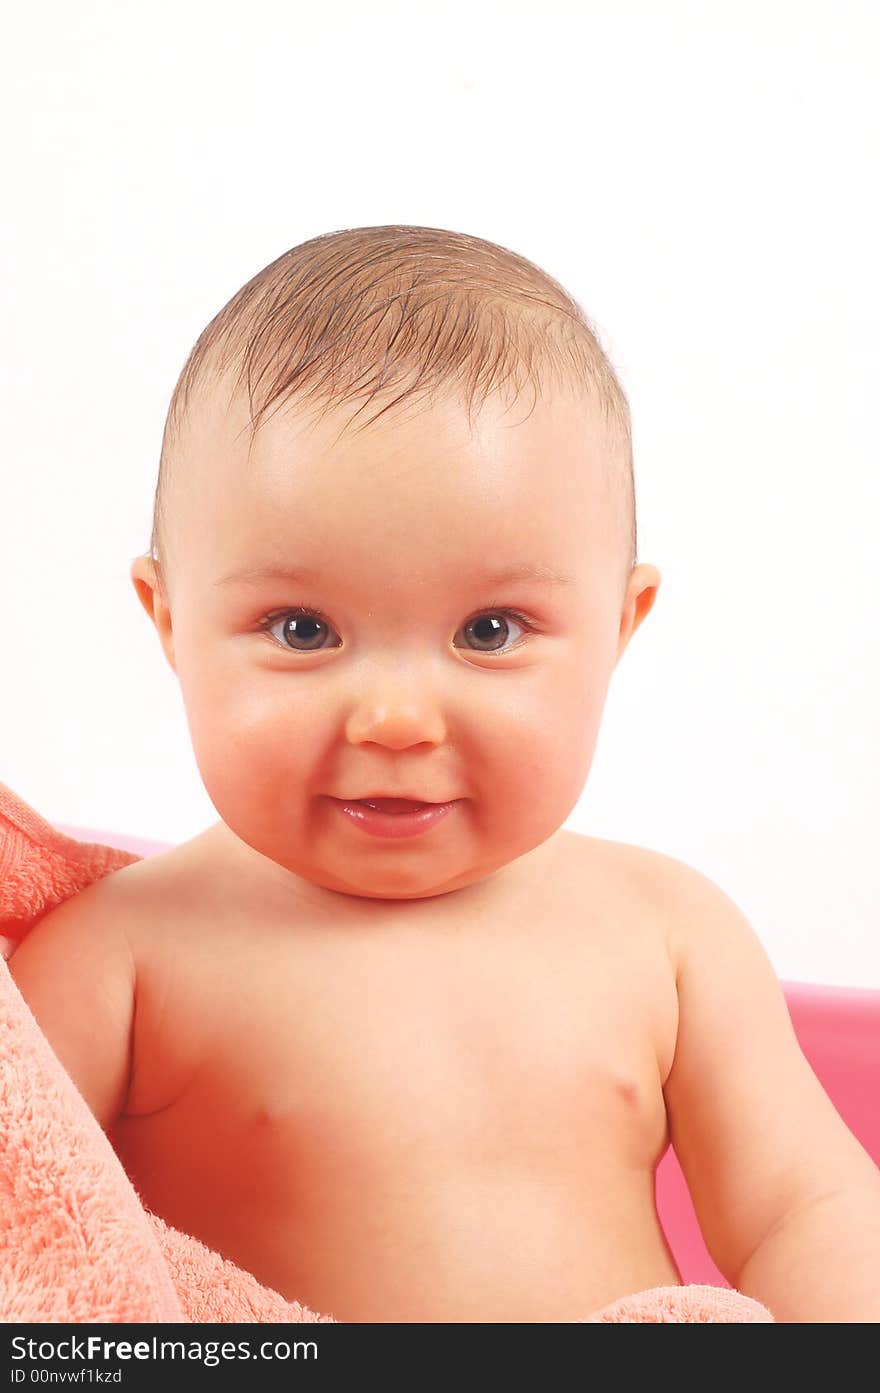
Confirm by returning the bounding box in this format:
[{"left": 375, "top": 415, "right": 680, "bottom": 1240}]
[{"left": 214, "top": 561, "right": 575, "bottom": 589}]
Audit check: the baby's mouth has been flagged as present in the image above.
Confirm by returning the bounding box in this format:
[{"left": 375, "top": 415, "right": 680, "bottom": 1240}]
[{"left": 355, "top": 798, "right": 432, "bottom": 814}]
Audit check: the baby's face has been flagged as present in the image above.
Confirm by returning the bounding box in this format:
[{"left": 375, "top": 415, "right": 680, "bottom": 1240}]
[{"left": 132, "top": 382, "right": 659, "bottom": 908}]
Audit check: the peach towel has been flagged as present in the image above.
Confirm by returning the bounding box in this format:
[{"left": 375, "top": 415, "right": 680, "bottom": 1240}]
[{"left": 0, "top": 780, "right": 773, "bottom": 1323}]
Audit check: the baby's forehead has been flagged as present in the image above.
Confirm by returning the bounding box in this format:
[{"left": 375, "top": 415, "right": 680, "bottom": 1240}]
[
  {"left": 169, "top": 378, "right": 622, "bottom": 575},
  {"left": 202, "top": 381, "right": 604, "bottom": 487}
]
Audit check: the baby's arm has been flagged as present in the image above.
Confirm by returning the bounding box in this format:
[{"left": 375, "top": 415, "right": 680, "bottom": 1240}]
[
  {"left": 660, "top": 859, "right": 880, "bottom": 1323},
  {"left": 6, "top": 881, "right": 137, "bottom": 1134}
]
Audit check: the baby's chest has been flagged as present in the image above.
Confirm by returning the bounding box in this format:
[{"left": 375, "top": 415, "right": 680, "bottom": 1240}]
[{"left": 127, "top": 920, "right": 675, "bottom": 1183}]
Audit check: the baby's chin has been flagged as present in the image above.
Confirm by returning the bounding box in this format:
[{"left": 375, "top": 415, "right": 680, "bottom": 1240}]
[{"left": 215, "top": 818, "right": 538, "bottom": 915}]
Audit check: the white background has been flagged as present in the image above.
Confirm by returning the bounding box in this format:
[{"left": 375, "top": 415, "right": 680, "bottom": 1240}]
[{"left": 1, "top": 1, "right": 877, "bottom": 986}]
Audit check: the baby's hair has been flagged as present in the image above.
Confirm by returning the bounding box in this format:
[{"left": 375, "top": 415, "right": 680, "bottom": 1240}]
[{"left": 149, "top": 225, "right": 637, "bottom": 601}]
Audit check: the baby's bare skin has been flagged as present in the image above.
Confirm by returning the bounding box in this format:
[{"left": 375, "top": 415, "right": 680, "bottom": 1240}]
[{"left": 108, "top": 823, "right": 681, "bottom": 1322}]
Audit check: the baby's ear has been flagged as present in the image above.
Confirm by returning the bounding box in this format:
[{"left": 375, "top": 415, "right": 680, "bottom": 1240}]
[
  {"left": 129, "top": 556, "right": 176, "bottom": 672},
  {"left": 616, "top": 563, "right": 661, "bottom": 663}
]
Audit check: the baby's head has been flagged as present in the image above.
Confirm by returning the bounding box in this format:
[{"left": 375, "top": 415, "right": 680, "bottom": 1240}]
[{"left": 131, "top": 225, "right": 660, "bottom": 907}]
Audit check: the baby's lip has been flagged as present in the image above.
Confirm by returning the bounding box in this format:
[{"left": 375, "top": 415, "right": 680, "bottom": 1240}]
[
  {"left": 345, "top": 796, "right": 438, "bottom": 812},
  {"left": 358, "top": 798, "right": 431, "bottom": 813},
  {"left": 339, "top": 793, "right": 454, "bottom": 805}
]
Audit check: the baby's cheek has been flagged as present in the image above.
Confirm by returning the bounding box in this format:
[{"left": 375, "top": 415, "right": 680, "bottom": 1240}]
[
  {"left": 180, "top": 685, "right": 278, "bottom": 817},
  {"left": 472, "top": 711, "right": 589, "bottom": 839},
  {"left": 536, "top": 692, "right": 607, "bottom": 823}
]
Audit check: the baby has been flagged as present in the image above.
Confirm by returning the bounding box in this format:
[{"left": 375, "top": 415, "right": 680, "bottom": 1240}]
[{"left": 9, "top": 226, "right": 880, "bottom": 1322}]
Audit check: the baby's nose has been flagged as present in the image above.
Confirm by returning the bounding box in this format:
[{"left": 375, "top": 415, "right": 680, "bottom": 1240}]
[{"left": 344, "top": 693, "right": 446, "bottom": 749}]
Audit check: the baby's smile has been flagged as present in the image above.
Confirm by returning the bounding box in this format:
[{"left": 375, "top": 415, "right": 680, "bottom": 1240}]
[{"left": 330, "top": 794, "right": 461, "bottom": 840}]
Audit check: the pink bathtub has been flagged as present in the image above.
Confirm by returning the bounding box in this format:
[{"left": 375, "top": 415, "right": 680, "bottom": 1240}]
[{"left": 57, "top": 822, "right": 880, "bottom": 1289}]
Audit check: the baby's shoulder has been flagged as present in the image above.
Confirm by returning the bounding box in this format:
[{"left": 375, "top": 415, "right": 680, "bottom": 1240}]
[
  {"left": 99, "top": 837, "right": 225, "bottom": 1018},
  {"left": 568, "top": 836, "right": 755, "bottom": 982},
  {"left": 103, "top": 833, "right": 220, "bottom": 947},
  {"left": 553, "top": 830, "right": 711, "bottom": 961},
  {"left": 99, "top": 840, "right": 175, "bottom": 936},
  {"left": 554, "top": 827, "right": 685, "bottom": 906}
]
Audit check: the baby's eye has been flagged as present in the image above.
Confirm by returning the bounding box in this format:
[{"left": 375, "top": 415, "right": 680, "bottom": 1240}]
[
  {"left": 456, "top": 611, "right": 532, "bottom": 653},
  {"left": 259, "top": 608, "right": 534, "bottom": 655},
  {"left": 261, "top": 608, "right": 338, "bottom": 652}
]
